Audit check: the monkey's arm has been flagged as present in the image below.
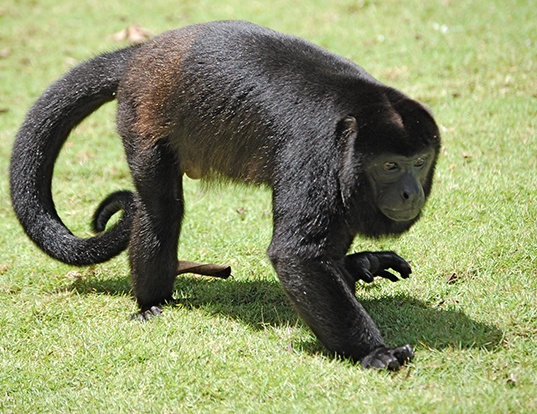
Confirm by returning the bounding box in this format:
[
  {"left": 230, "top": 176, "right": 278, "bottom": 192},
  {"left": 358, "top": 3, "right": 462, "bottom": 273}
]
[
  {"left": 270, "top": 255, "right": 413, "bottom": 369},
  {"left": 344, "top": 251, "right": 411, "bottom": 284}
]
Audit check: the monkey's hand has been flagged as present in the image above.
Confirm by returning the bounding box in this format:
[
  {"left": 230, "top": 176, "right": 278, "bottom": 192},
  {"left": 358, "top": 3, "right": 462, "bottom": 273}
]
[
  {"left": 361, "top": 344, "right": 414, "bottom": 371},
  {"left": 344, "top": 251, "right": 411, "bottom": 283}
]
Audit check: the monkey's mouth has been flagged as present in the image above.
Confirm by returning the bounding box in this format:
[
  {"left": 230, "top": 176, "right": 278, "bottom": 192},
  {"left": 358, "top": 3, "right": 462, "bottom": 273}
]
[{"left": 381, "top": 208, "right": 420, "bottom": 222}]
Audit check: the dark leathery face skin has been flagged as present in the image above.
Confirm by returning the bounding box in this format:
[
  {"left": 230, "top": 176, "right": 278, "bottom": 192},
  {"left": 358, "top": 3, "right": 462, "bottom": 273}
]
[{"left": 366, "top": 149, "right": 436, "bottom": 222}]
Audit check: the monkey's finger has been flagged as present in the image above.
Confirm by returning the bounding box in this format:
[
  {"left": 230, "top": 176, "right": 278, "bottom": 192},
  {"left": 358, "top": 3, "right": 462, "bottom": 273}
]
[
  {"left": 358, "top": 269, "right": 375, "bottom": 283},
  {"left": 376, "top": 270, "right": 401, "bottom": 282},
  {"left": 395, "top": 263, "right": 412, "bottom": 279},
  {"left": 361, "top": 344, "right": 414, "bottom": 371},
  {"left": 376, "top": 253, "right": 412, "bottom": 278},
  {"left": 131, "top": 305, "right": 163, "bottom": 322},
  {"left": 392, "top": 344, "right": 414, "bottom": 365},
  {"left": 386, "top": 263, "right": 411, "bottom": 279}
]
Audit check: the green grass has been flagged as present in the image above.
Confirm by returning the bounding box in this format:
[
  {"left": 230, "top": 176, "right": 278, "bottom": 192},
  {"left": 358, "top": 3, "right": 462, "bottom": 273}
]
[{"left": 1, "top": 0, "right": 536, "bottom": 412}]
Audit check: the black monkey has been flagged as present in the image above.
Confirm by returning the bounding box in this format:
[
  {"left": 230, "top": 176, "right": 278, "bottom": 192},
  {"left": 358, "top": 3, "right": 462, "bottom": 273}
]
[{"left": 10, "top": 21, "right": 440, "bottom": 370}]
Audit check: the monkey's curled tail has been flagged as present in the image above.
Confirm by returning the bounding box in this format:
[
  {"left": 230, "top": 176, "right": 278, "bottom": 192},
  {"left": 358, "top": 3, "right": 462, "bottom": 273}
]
[{"left": 10, "top": 45, "right": 141, "bottom": 266}]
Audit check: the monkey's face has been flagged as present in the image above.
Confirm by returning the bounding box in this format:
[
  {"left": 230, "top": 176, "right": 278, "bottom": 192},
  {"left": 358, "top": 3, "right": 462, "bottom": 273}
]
[{"left": 365, "top": 149, "right": 436, "bottom": 222}]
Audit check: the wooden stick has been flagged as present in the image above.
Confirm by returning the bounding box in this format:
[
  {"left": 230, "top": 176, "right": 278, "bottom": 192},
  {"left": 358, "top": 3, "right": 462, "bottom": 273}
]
[{"left": 176, "top": 261, "right": 231, "bottom": 279}]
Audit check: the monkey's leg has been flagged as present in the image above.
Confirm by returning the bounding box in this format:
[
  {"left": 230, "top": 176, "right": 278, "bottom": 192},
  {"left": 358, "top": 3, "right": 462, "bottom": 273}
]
[{"left": 126, "top": 139, "right": 183, "bottom": 317}]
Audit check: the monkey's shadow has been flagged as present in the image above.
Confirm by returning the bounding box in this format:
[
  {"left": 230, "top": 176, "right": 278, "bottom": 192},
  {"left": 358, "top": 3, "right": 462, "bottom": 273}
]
[{"left": 71, "top": 274, "right": 503, "bottom": 356}]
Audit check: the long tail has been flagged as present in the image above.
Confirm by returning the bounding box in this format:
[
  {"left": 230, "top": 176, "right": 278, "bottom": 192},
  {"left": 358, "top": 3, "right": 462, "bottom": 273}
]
[{"left": 10, "top": 45, "right": 141, "bottom": 266}]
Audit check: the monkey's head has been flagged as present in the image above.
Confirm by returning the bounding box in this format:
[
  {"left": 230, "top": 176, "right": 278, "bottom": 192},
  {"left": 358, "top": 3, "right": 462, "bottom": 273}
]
[{"left": 337, "top": 94, "right": 441, "bottom": 237}]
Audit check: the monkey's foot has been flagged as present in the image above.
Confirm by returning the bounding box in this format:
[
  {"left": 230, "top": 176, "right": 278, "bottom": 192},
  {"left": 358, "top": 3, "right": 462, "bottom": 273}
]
[
  {"left": 131, "top": 305, "right": 164, "bottom": 322},
  {"left": 361, "top": 344, "right": 414, "bottom": 371}
]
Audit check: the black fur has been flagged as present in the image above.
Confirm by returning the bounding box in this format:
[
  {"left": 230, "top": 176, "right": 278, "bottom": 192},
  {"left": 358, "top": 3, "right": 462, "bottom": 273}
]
[
  {"left": 10, "top": 21, "right": 440, "bottom": 369},
  {"left": 10, "top": 45, "right": 141, "bottom": 265}
]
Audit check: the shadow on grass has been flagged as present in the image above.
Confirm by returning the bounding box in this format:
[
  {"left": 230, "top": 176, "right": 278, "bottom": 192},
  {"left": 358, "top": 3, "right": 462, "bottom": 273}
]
[{"left": 71, "top": 273, "right": 503, "bottom": 355}]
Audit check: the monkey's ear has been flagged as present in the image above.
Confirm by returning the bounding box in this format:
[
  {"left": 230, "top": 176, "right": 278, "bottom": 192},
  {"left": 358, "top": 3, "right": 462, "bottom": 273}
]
[
  {"left": 336, "top": 115, "right": 358, "bottom": 155},
  {"left": 336, "top": 116, "right": 359, "bottom": 206},
  {"left": 336, "top": 115, "right": 358, "bottom": 140}
]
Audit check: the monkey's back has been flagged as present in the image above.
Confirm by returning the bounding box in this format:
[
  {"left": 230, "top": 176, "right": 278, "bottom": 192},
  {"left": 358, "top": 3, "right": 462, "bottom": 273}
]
[{"left": 117, "top": 21, "right": 385, "bottom": 182}]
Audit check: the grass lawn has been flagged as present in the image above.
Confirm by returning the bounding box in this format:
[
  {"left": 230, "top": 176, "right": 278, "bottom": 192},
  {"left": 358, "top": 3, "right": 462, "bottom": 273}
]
[{"left": 0, "top": 0, "right": 536, "bottom": 412}]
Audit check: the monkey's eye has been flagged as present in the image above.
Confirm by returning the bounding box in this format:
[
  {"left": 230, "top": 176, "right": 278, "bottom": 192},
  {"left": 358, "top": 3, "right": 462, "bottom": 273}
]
[
  {"left": 414, "top": 158, "right": 425, "bottom": 168},
  {"left": 383, "top": 162, "right": 398, "bottom": 171}
]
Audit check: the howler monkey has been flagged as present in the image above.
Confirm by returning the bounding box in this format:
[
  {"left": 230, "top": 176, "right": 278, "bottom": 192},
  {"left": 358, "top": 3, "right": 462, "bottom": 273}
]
[{"left": 10, "top": 20, "right": 441, "bottom": 370}]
